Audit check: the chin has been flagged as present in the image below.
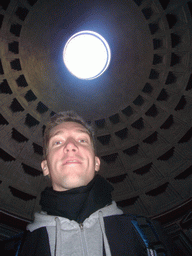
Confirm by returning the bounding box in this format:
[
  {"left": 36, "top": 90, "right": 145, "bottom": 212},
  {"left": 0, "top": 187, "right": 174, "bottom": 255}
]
[{"left": 63, "top": 177, "right": 87, "bottom": 190}]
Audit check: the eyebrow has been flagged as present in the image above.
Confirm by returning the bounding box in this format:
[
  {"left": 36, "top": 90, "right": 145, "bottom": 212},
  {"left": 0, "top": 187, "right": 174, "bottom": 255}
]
[{"left": 50, "top": 129, "right": 90, "bottom": 139}]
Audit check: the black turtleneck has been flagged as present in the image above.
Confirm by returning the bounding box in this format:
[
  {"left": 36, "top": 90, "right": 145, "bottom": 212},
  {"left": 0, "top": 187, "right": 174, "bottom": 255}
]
[{"left": 40, "top": 174, "right": 114, "bottom": 223}]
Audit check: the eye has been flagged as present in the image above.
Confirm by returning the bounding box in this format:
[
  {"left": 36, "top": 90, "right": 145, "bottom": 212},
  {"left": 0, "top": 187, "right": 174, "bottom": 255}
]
[
  {"left": 78, "top": 139, "right": 87, "bottom": 143},
  {"left": 54, "top": 141, "right": 62, "bottom": 145}
]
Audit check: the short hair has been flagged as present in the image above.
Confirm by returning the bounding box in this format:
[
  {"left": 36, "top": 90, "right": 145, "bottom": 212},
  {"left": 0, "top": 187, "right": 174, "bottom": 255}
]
[{"left": 43, "top": 111, "right": 95, "bottom": 159}]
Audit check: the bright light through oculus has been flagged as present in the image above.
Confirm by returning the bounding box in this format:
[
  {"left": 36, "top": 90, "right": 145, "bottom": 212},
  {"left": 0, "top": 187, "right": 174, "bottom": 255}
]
[{"left": 63, "top": 31, "right": 111, "bottom": 80}]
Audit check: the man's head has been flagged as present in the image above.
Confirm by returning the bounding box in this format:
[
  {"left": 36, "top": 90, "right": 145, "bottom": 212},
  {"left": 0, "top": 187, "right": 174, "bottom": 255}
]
[
  {"left": 41, "top": 111, "right": 100, "bottom": 191},
  {"left": 43, "top": 111, "right": 96, "bottom": 158}
]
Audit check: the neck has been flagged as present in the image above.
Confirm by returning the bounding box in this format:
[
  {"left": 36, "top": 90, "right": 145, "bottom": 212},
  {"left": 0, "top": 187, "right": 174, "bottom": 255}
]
[{"left": 40, "top": 174, "right": 113, "bottom": 223}]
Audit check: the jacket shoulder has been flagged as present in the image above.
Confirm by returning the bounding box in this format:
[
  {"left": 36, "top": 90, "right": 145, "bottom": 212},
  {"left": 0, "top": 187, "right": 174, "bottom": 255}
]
[
  {"left": 18, "top": 227, "right": 51, "bottom": 256},
  {"left": 104, "top": 214, "right": 179, "bottom": 256},
  {"left": 104, "top": 214, "right": 148, "bottom": 255}
]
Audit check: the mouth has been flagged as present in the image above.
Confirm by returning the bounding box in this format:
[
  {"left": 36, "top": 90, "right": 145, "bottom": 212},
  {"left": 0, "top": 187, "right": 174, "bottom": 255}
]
[{"left": 63, "top": 159, "right": 81, "bottom": 165}]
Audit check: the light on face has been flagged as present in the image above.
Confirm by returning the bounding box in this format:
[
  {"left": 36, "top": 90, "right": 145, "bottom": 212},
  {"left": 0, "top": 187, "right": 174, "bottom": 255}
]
[{"left": 63, "top": 31, "right": 111, "bottom": 80}]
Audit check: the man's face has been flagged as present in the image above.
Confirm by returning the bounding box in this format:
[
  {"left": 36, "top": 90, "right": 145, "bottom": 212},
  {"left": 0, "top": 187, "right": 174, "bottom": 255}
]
[{"left": 41, "top": 122, "right": 100, "bottom": 191}]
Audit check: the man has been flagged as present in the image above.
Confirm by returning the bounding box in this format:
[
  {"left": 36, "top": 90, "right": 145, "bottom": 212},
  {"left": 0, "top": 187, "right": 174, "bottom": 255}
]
[{"left": 19, "top": 111, "right": 177, "bottom": 256}]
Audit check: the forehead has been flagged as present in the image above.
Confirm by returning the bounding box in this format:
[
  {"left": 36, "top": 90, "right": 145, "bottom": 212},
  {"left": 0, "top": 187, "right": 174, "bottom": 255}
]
[{"left": 49, "top": 121, "right": 89, "bottom": 137}]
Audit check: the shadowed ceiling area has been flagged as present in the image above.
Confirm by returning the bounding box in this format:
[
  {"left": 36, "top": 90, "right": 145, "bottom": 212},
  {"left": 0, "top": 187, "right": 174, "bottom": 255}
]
[{"left": 0, "top": 0, "right": 192, "bottom": 247}]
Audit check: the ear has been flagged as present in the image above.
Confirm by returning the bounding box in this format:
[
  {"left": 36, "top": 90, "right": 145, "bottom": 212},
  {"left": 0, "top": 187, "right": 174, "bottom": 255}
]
[
  {"left": 95, "top": 156, "right": 100, "bottom": 172},
  {"left": 41, "top": 160, "right": 50, "bottom": 176}
]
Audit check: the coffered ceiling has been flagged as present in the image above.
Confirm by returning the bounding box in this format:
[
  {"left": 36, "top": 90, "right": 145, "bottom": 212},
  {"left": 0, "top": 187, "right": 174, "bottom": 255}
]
[{"left": 0, "top": 0, "right": 192, "bottom": 239}]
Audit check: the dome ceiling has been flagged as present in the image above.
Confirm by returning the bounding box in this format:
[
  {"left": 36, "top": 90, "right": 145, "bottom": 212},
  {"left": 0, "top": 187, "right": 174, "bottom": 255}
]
[
  {"left": 19, "top": 0, "right": 152, "bottom": 119},
  {"left": 0, "top": 0, "right": 192, "bottom": 227}
]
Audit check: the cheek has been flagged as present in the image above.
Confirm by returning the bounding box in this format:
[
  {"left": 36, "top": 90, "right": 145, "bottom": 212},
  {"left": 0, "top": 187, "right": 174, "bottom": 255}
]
[
  {"left": 47, "top": 152, "right": 58, "bottom": 167},
  {"left": 48, "top": 148, "right": 61, "bottom": 159},
  {"left": 87, "top": 152, "right": 96, "bottom": 165}
]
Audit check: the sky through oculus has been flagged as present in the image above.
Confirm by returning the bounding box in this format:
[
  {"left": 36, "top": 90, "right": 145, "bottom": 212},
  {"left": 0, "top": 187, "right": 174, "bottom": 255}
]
[{"left": 63, "top": 31, "right": 111, "bottom": 80}]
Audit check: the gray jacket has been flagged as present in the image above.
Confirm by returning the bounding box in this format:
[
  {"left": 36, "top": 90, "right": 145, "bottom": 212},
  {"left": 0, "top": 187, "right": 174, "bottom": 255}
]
[{"left": 27, "top": 201, "right": 123, "bottom": 256}]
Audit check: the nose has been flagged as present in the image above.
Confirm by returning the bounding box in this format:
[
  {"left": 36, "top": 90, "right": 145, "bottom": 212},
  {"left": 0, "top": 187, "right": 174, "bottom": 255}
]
[{"left": 64, "top": 138, "right": 78, "bottom": 153}]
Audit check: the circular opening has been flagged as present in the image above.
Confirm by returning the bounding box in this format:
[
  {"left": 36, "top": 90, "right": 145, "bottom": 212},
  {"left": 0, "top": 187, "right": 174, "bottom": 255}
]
[{"left": 63, "top": 31, "right": 111, "bottom": 80}]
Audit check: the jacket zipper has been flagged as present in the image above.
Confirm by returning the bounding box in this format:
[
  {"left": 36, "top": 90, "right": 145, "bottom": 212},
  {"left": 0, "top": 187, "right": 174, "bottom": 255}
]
[{"left": 79, "top": 223, "right": 88, "bottom": 256}]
